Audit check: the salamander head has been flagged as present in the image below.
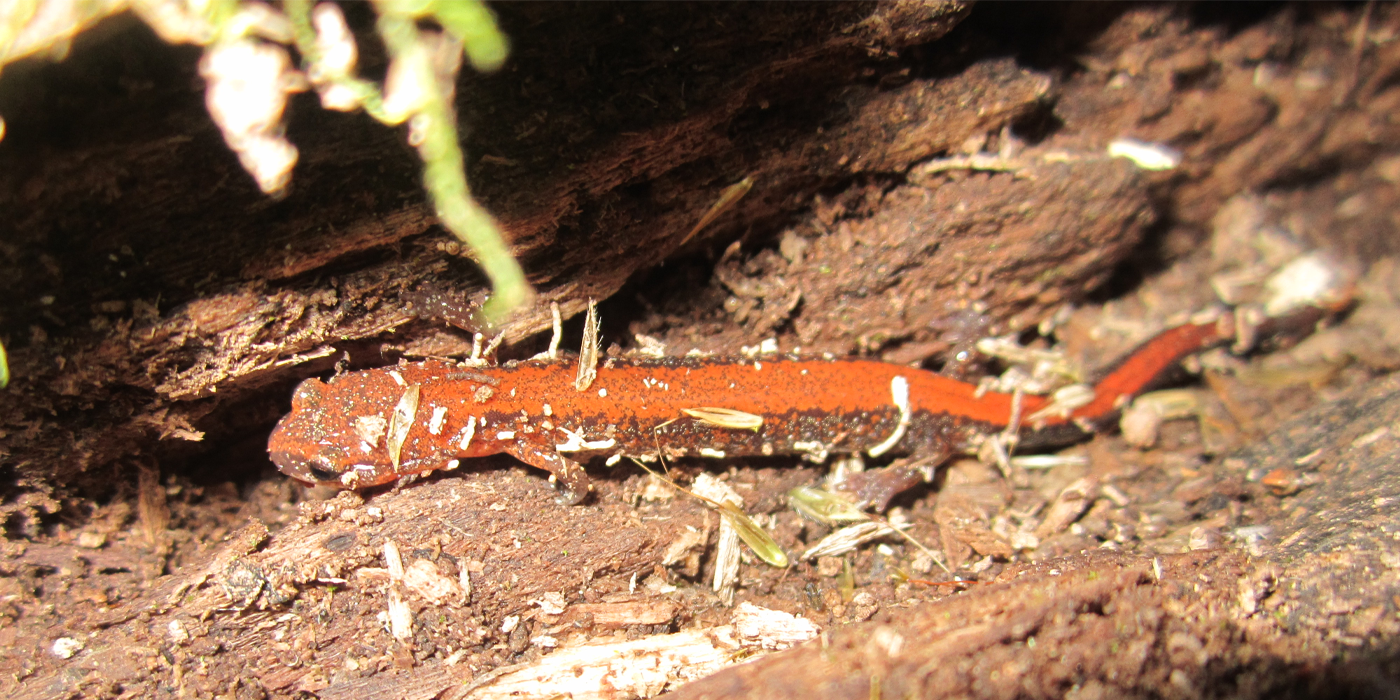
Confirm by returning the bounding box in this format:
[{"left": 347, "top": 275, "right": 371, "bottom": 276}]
[{"left": 268, "top": 376, "right": 401, "bottom": 488}]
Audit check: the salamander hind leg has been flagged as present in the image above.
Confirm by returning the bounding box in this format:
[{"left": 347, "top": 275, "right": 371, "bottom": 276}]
[
  {"left": 502, "top": 438, "right": 591, "bottom": 505},
  {"left": 837, "top": 445, "right": 952, "bottom": 511}
]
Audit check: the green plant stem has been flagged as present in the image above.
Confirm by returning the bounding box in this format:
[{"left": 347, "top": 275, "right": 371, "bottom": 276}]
[
  {"left": 375, "top": 8, "right": 532, "bottom": 319},
  {"left": 285, "top": 0, "right": 391, "bottom": 121}
]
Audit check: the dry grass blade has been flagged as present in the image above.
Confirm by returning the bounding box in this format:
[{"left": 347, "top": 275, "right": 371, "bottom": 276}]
[{"left": 681, "top": 407, "right": 764, "bottom": 431}]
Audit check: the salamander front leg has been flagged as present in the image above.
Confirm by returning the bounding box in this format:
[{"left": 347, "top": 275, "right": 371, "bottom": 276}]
[{"left": 502, "top": 439, "right": 591, "bottom": 505}]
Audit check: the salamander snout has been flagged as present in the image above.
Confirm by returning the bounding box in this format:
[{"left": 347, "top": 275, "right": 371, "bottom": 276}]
[{"left": 269, "top": 449, "right": 343, "bottom": 485}]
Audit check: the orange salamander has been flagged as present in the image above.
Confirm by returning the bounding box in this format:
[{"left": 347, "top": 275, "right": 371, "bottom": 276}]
[{"left": 268, "top": 305, "right": 1321, "bottom": 506}]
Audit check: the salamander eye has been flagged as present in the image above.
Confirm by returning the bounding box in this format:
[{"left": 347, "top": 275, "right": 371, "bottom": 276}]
[
  {"left": 306, "top": 462, "right": 340, "bottom": 482},
  {"left": 270, "top": 450, "right": 342, "bottom": 484}
]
